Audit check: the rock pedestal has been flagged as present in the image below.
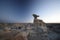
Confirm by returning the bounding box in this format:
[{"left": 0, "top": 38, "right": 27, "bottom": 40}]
[{"left": 28, "top": 14, "right": 49, "bottom": 40}]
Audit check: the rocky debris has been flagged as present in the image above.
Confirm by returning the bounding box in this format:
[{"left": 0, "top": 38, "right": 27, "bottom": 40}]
[{"left": 0, "top": 30, "right": 28, "bottom": 40}]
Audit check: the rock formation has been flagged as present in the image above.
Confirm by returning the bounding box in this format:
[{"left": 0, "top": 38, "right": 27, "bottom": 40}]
[{"left": 0, "top": 14, "right": 49, "bottom": 40}]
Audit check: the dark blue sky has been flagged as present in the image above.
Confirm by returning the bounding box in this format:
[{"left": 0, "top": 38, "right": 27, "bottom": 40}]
[
  {"left": 0, "top": 0, "right": 60, "bottom": 23},
  {"left": 0, "top": 0, "right": 41, "bottom": 23}
]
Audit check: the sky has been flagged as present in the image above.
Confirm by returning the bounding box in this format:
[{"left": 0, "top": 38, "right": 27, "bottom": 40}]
[{"left": 0, "top": 0, "right": 60, "bottom": 23}]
